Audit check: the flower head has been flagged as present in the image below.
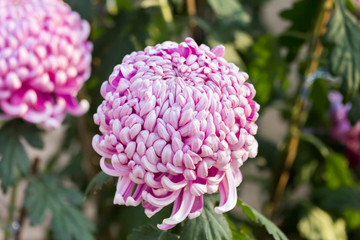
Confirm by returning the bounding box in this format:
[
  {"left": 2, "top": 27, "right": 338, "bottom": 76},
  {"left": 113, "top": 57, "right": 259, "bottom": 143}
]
[
  {"left": 329, "top": 91, "right": 360, "bottom": 168},
  {"left": 0, "top": 0, "right": 92, "bottom": 129},
  {"left": 93, "top": 38, "right": 259, "bottom": 229}
]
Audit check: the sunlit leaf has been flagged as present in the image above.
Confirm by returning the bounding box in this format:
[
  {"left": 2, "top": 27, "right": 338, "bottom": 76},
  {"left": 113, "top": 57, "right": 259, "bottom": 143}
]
[
  {"left": 237, "top": 200, "right": 288, "bottom": 240},
  {"left": 325, "top": 151, "right": 355, "bottom": 189},
  {"left": 298, "top": 206, "right": 347, "bottom": 240},
  {"left": 247, "top": 35, "right": 289, "bottom": 105},
  {"left": 181, "top": 194, "right": 232, "bottom": 240}
]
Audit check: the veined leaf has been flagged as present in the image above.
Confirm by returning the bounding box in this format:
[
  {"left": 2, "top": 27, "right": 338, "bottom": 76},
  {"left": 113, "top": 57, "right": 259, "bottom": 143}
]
[
  {"left": 181, "top": 194, "right": 232, "bottom": 240},
  {"left": 0, "top": 120, "right": 43, "bottom": 192},
  {"left": 127, "top": 224, "right": 179, "bottom": 240},
  {"left": 25, "top": 175, "right": 95, "bottom": 240},
  {"left": 237, "top": 200, "right": 288, "bottom": 240},
  {"left": 324, "top": 0, "right": 360, "bottom": 99},
  {"left": 85, "top": 171, "right": 111, "bottom": 197}
]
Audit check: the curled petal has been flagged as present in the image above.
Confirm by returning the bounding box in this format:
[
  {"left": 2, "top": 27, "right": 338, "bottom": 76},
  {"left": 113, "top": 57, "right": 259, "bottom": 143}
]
[
  {"left": 161, "top": 175, "right": 188, "bottom": 191},
  {"left": 143, "top": 202, "right": 163, "bottom": 218},
  {"left": 100, "top": 157, "right": 123, "bottom": 177},
  {"left": 158, "top": 188, "right": 195, "bottom": 229},
  {"left": 142, "top": 189, "right": 181, "bottom": 208},
  {"left": 215, "top": 169, "right": 237, "bottom": 214},
  {"left": 188, "top": 196, "right": 203, "bottom": 219}
]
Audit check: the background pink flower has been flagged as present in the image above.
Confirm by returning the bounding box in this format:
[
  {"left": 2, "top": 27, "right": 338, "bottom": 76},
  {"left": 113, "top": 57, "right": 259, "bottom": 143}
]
[
  {"left": 329, "top": 91, "right": 360, "bottom": 168},
  {"left": 0, "top": 0, "right": 92, "bottom": 129},
  {"left": 93, "top": 38, "right": 259, "bottom": 229}
]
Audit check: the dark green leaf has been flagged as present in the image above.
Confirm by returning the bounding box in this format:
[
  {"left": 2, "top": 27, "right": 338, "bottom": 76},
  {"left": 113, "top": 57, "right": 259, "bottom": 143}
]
[
  {"left": 0, "top": 120, "right": 44, "bottom": 191},
  {"left": 300, "top": 134, "right": 329, "bottom": 158},
  {"left": 237, "top": 200, "right": 288, "bottom": 240},
  {"left": 325, "top": 151, "right": 355, "bottom": 188},
  {"left": 85, "top": 171, "right": 111, "bottom": 197},
  {"left": 348, "top": 93, "right": 360, "bottom": 124},
  {"left": 227, "top": 217, "right": 254, "bottom": 240},
  {"left": 318, "top": 186, "right": 360, "bottom": 211},
  {"left": 181, "top": 194, "right": 232, "bottom": 240},
  {"left": 308, "top": 78, "right": 331, "bottom": 127},
  {"left": 207, "top": 0, "right": 250, "bottom": 26},
  {"left": 127, "top": 224, "right": 179, "bottom": 240},
  {"left": 20, "top": 124, "right": 43, "bottom": 149},
  {"left": 64, "top": 0, "right": 94, "bottom": 20},
  {"left": 324, "top": 0, "right": 360, "bottom": 98},
  {"left": 25, "top": 175, "right": 95, "bottom": 240},
  {"left": 279, "top": 0, "right": 324, "bottom": 61}
]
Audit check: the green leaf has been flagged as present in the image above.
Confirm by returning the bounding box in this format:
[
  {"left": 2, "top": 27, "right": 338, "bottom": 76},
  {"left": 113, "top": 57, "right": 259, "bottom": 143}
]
[
  {"left": 348, "top": 93, "right": 360, "bottom": 124},
  {"left": 0, "top": 120, "right": 43, "bottom": 191},
  {"left": 279, "top": 0, "right": 324, "bottom": 61},
  {"left": 297, "top": 206, "right": 347, "bottom": 240},
  {"left": 237, "top": 200, "right": 288, "bottom": 240},
  {"left": 127, "top": 224, "right": 179, "bottom": 240},
  {"left": 345, "top": 0, "right": 358, "bottom": 13},
  {"left": 25, "top": 175, "right": 95, "bottom": 240},
  {"left": 207, "top": 0, "right": 250, "bottom": 26},
  {"left": 247, "top": 35, "right": 289, "bottom": 105},
  {"left": 325, "top": 151, "right": 355, "bottom": 189},
  {"left": 318, "top": 186, "right": 360, "bottom": 211},
  {"left": 64, "top": 0, "right": 94, "bottom": 20},
  {"left": 181, "top": 194, "right": 232, "bottom": 240},
  {"left": 343, "top": 210, "right": 360, "bottom": 230},
  {"left": 227, "top": 217, "right": 254, "bottom": 240},
  {"left": 85, "top": 171, "right": 111, "bottom": 197},
  {"left": 324, "top": 0, "right": 360, "bottom": 99},
  {"left": 300, "top": 134, "right": 329, "bottom": 158}
]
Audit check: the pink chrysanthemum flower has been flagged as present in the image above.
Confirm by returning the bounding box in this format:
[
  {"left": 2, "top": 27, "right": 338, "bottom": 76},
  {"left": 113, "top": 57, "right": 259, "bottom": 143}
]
[
  {"left": 93, "top": 38, "right": 259, "bottom": 229},
  {"left": 0, "top": 0, "right": 92, "bottom": 129},
  {"left": 329, "top": 91, "right": 360, "bottom": 168}
]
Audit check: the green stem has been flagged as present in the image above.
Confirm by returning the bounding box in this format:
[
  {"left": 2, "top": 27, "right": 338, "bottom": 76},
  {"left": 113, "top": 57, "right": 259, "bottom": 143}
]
[
  {"left": 4, "top": 182, "right": 18, "bottom": 240},
  {"left": 267, "top": 0, "right": 334, "bottom": 218}
]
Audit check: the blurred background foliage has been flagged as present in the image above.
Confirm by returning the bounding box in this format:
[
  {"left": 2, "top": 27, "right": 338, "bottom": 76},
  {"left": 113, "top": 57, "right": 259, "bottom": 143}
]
[{"left": 2, "top": 0, "right": 360, "bottom": 239}]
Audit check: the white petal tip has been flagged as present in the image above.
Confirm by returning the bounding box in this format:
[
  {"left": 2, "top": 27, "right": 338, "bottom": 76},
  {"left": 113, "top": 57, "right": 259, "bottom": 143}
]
[{"left": 188, "top": 211, "right": 201, "bottom": 219}]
